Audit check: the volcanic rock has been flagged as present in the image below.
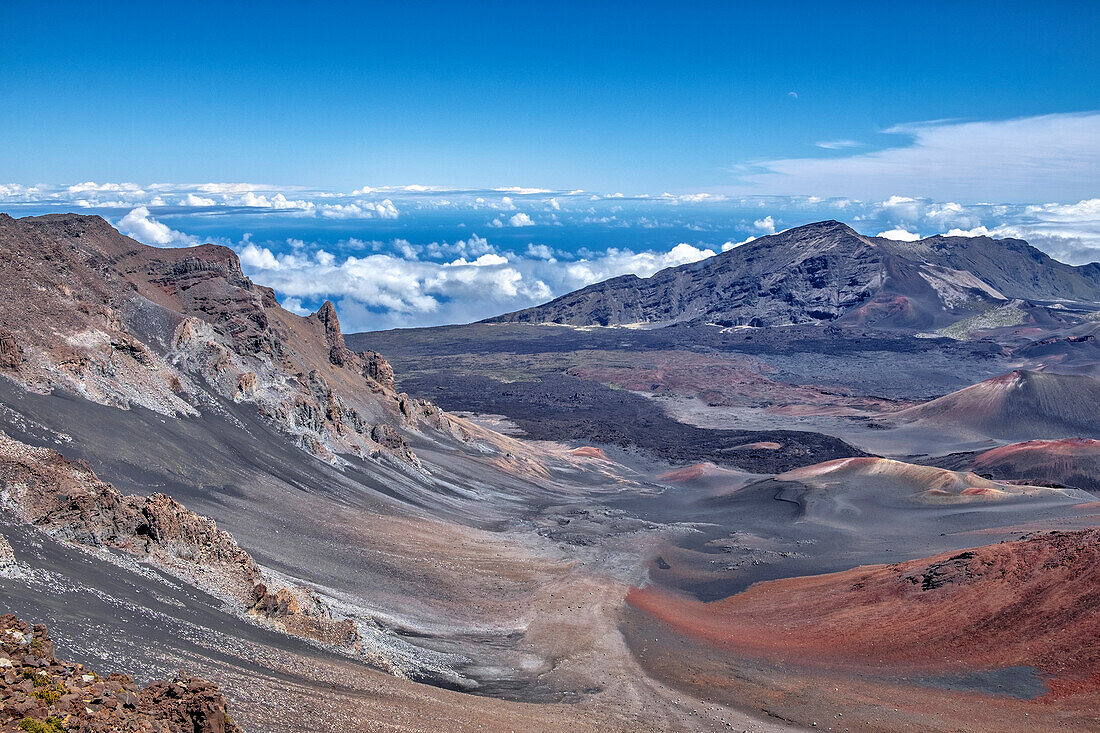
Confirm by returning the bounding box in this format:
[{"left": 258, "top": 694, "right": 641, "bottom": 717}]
[
  {"left": 0, "top": 614, "right": 242, "bottom": 733},
  {"left": 361, "top": 350, "right": 396, "bottom": 390},
  {"left": 0, "top": 429, "right": 361, "bottom": 649},
  {"left": 0, "top": 213, "right": 474, "bottom": 467},
  {"left": 0, "top": 331, "right": 21, "bottom": 371},
  {"left": 487, "top": 220, "right": 1100, "bottom": 329}
]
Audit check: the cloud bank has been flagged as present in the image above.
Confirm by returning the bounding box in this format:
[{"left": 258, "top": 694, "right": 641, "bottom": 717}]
[
  {"left": 2, "top": 169, "right": 1099, "bottom": 331},
  {"left": 234, "top": 236, "right": 716, "bottom": 329}
]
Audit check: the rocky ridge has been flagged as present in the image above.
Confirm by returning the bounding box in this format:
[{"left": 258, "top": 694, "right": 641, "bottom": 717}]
[
  {"left": 0, "top": 430, "right": 359, "bottom": 650},
  {"left": 487, "top": 220, "right": 1100, "bottom": 329},
  {"left": 0, "top": 613, "right": 241, "bottom": 733},
  {"left": 0, "top": 213, "right": 475, "bottom": 467}
]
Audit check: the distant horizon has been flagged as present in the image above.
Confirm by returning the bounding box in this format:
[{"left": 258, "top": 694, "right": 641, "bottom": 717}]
[
  {"left": 4, "top": 1, "right": 1097, "bottom": 331},
  {"left": 4, "top": 186, "right": 1098, "bottom": 332}
]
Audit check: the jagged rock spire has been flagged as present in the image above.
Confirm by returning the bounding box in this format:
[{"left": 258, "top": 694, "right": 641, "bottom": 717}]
[{"left": 313, "top": 300, "right": 345, "bottom": 350}]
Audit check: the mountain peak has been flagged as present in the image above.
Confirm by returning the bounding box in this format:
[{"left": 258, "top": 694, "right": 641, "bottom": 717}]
[
  {"left": 488, "top": 219, "right": 1100, "bottom": 329},
  {"left": 796, "top": 219, "right": 855, "bottom": 233}
]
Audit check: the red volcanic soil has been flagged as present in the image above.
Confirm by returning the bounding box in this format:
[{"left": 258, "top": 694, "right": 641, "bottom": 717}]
[
  {"left": 971, "top": 438, "right": 1100, "bottom": 491},
  {"left": 657, "top": 463, "right": 709, "bottom": 482},
  {"left": 896, "top": 369, "right": 1100, "bottom": 439},
  {"left": 628, "top": 528, "right": 1100, "bottom": 697},
  {"left": 655, "top": 462, "right": 759, "bottom": 497},
  {"left": 845, "top": 293, "right": 918, "bottom": 326},
  {"left": 570, "top": 446, "right": 607, "bottom": 459}
]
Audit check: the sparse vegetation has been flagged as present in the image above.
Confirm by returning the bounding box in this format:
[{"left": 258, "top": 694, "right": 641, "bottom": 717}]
[
  {"left": 19, "top": 717, "right": 66, "bottom": 733},
  {"left": 937, "top": 301, "right": 1027, "bottom": 339}
]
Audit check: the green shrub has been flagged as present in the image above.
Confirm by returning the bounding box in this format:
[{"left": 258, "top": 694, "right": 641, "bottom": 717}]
[
  {"left": 30, "top": 687, "right": 59, "bottom": 704},
  {"left": 19, "top": 717, "right": 67, "bottom": 733},
  {"left": 21, "top": 670, "right": 48, "bottom": 688}
]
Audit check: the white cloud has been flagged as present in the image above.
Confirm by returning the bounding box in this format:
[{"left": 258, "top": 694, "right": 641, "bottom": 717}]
[
  {"left": 182, "top": 193, "right": 217, "bottom": 207},
  {"left": 196, "top": 183, "right": 262, "bottom": 194},
  {"left": 495, "top": 187, "right": 552, "bottom": 195},
  {"left": 526, "top": 243, "right": 555, "bottom": 260},
  {"left": 664, "top": 243, "right": 716, "bottom": 265},
  {"left": 722, "top": 236, "right": 756, "bottom": 251},
  {"left": 753, "top": 215, "right": 776, "bottom": 234},
  {"left": 883, "top": 195, "right": 916, "bottom": 207},
  {"left": 733, "top": 112, "right": 1100, "bottom": 202},
  {"left": 678, "top": 192, "right": 727, "bottom": 203},
  {"left": 446, "top": 253, "right": 510, "bottom": 267},
  {"left": 232, "top": 235, "right": 722, "bottom": 330},
  {"left": 1024, "top": 198, "right": 1100, "bottom": 222},
  {"left": 68, "top": 181, "right": 144, "bottom": 194},
  {"left": 876, "top": 228, "right": 922, "bottom": 241},
  {"left": 787, "top": 91, "right": 798, "bottom": 99},
  {"left": 239, "top": 242, "right": 282, "bottom": 269},
  {"left": 279, "top": 297, "right": 311, "bottom": 316},
  {"left": 815, "top": 140, "right": 860, "bottom": 149},
  {"left": 508, "top": 212, "right": 535, "bottom": 227},
  {"left": 944, "top": 226, "right": 995, "bottom": 237},
  {"left": 423, "top": 233, "right": 496, "bottom": 260},
  {"left": 240, "top": 192, "right": 315, "bottom": 211},
  {"left": 318, "top": 198, "right": 399, "bottom": 220},
  {"left": 116, "top": 207, "right": 199, "bottom": 247}
]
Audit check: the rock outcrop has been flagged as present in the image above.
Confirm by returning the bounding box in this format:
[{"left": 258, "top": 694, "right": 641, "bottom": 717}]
[
  {"left": 0, "top": 614, "right": 242, "bottom": 733},
  {"left": 0, "top": 331, "right": 21, "bottom": 371},
  {"left": 361, "top": 350, "right": 395, "bottom": 391},
  {"left": 0, "top": 213, "right": 480, "bottom": 468},
  {"left": 249, "top": 584, "right": 359, "bottom": 648},
  {"left": 0, "top": 430, "right": 361, "bottom": 650}
]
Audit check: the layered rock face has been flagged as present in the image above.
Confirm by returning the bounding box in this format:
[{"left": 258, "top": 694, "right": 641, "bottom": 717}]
[
  {"left": 0, "top": 430, "right": 359, "bottom": 649},
  {"left": 488, "top": 220, "right": 1100, "bottom": 328},
  {"left": 0, "top": 614, "right": 241, "bottom": 733},
  {"left": 0, "top": 213, "right": 471, "bottom": 467}
]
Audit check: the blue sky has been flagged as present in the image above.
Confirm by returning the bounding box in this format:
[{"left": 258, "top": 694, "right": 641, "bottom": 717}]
[
  {"left": 2, "top": 2, "right": 1099, "bottom": 330},
  {"left": 3, "top": 1, "right": 1097, "bottom": 192}
]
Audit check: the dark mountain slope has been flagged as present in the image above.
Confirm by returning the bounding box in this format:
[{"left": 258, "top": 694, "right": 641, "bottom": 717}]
[
  {"left": 487, "top": 220, "right": 1100, "bottom": 329},
  {"left": 875, "top": 233, "right": 1100, "bottom": 302}
]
